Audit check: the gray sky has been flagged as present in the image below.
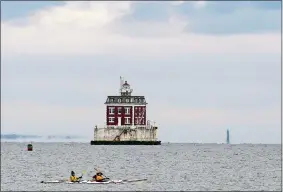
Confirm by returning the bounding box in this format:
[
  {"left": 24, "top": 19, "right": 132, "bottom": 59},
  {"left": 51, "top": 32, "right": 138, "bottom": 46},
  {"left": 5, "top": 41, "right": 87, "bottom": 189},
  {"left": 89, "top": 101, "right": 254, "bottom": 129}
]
[{"left": 1, "top": 1, "right": 281, "bottom": 143}]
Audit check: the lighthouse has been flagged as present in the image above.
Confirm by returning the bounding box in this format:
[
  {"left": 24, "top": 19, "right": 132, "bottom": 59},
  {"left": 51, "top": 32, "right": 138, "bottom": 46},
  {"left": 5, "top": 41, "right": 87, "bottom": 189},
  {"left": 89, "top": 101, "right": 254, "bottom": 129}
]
[
  {"left": 226, "top": 129, "right": 230, "bottom": 144},
  {"left": 106, "top": 77, "right": 147, "bottom": 129},
  {"left": 90, "top": 77, "right": 161, "bottom": 145}
]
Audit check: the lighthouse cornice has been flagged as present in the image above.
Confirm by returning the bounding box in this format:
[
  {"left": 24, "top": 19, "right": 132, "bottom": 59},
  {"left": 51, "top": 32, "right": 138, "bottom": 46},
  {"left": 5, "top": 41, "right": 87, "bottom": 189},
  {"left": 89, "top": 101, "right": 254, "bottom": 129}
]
[
  {"left": 105, "top": 103, "right": 148, "bottom": 106},
  {"left": 105, "top": 95, "right": 147, "bottom": 105}
]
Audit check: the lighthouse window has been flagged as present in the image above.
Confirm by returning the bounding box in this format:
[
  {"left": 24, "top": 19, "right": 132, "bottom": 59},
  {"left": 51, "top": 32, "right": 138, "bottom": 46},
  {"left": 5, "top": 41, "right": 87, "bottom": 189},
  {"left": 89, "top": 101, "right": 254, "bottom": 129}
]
[
  {"left": 126, "top": 98, "right": 129, "bottom": 103},
  {"left": 118, "top": 107, "right": 122, "bottom": 114},
  {"left": 109, "top": 107, "right": 115, "bottom": 114},
  {"left": 125, "top": 107, "right": 130, "bottom": 114},
  {"left": 125, "top": 117, "right": 130, "bottom": 124},
  {"left": 135, "top": 117, "right": 139, "bottom": 125},
  {"left": 108, "top": 117, "right": 115, "bottom": 123},
  {"left": 118, "top": 98, "right": 121, "bottom": 103}
]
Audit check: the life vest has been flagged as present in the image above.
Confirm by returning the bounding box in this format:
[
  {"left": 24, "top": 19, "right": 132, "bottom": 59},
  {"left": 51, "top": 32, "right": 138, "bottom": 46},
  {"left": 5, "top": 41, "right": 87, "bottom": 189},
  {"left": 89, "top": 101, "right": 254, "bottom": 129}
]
[
  {"left": 95, "top": 175, "right": 103, "bottom": 181},
  {"left": 70, "top": 175, "right": 78, "bottom": 182}
]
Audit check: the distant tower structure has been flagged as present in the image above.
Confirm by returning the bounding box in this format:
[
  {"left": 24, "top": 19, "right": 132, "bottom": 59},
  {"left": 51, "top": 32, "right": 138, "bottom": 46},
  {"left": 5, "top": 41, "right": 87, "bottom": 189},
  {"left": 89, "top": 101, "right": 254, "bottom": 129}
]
[{"left": 226, "top": 129, "right": 230, "bottom": 144}]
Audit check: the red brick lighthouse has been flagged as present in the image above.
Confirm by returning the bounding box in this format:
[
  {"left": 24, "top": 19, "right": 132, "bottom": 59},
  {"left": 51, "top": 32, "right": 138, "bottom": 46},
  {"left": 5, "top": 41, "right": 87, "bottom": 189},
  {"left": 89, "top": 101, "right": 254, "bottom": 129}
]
[
  {"left": 106, "top": 77, "right": 147, "bottom": 127},
  {"left": 90, "top": 77, "right": 161, "bottom": 145}
]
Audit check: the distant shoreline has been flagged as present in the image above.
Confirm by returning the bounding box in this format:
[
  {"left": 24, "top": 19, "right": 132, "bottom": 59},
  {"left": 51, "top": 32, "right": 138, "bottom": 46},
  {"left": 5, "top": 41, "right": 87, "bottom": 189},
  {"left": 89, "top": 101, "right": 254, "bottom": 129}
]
[
  {"left": 0, "top": 140, "right": 280, "bottom": 145},
  {"left": 1, "top": 134, "right": 84, "bottom": 140},
  {"left": 1, "top": 134, "right": 280, "bottom": 145}
]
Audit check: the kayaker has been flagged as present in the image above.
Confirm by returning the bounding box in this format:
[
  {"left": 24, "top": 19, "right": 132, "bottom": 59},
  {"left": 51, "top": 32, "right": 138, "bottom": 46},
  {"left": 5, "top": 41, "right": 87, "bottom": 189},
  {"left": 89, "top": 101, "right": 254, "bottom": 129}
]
[
  {"left": 92, "top": 171, "right": 106, "bottom": 182},
  {"left": 70, "top": 171, "right": 82, "bottom": 182}
]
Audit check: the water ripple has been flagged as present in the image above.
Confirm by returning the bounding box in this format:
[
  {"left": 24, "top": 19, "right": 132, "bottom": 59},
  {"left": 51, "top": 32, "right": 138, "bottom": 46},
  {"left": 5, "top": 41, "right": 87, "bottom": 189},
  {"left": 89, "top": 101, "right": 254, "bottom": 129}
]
[{"left": 1, "top": 143, "right": 281, "bottom": 191}]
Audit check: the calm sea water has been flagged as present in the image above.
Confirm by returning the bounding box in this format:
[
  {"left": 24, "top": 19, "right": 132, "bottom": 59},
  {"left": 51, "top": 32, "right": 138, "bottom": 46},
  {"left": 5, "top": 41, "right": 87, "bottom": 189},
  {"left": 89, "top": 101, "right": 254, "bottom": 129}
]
[{"left": 1, "top": 142, "right": 281, "bottom": 191}]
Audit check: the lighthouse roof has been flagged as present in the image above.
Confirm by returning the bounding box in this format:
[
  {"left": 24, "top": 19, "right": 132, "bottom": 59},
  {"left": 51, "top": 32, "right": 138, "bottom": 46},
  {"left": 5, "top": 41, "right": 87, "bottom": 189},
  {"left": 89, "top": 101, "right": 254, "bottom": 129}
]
[
  {"left": 123, "top": 81, "right": 129, "bottom": 86},
  {"left": 105, "top": 95, "right": 147, "bottom": 105}
]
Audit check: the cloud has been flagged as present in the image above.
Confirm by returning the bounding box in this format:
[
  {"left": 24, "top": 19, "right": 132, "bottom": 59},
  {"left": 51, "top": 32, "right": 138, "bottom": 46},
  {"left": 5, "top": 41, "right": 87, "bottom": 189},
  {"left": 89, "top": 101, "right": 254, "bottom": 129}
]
[
  {"left": 169, "top": 1, "right": 280, "bottom": 34},
  {"left": 182, "top": 4, "right": 281, "bottom": 35},
  {"left": 193, "top": 1, "right": 206, "bottom": 8},
  {"left": 1, "top": 2, "right": 280, "bottom": 56},
  {"left": 1, "top": 2, "right": 281, "bottom": 143},
  {"left": 171, "top": 1, "right": 185, "bottom": 6},
  {"left": 171, "top": 1, "right": 206, "bottom": 8},
  {"left": 0, "top": 1, "right": 65, "bottom": 21}
]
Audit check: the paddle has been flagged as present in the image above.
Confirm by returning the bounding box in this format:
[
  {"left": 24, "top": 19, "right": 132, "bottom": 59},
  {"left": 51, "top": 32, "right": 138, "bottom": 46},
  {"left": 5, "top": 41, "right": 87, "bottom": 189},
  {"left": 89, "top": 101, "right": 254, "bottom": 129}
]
[
  {"left": 81, "top": 170, "right": 86, "bottom": 178},
  {"left": 75, "top": 170, "right": 86, "bottom": 182}
]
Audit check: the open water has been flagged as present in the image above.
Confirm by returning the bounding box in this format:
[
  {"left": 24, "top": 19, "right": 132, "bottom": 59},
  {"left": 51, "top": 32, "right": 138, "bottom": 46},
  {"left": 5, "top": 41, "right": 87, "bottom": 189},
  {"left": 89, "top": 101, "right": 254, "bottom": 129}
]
[{"left": 1, "top": 142, "right": 281, "bottom": 191}]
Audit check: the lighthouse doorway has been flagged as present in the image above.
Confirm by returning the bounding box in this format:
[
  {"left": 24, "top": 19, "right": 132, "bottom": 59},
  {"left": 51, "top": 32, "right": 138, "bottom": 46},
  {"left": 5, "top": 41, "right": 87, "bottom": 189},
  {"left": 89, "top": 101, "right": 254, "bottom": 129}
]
[{"left": 118, "top": 117, "right": 121, "bottom": 126}]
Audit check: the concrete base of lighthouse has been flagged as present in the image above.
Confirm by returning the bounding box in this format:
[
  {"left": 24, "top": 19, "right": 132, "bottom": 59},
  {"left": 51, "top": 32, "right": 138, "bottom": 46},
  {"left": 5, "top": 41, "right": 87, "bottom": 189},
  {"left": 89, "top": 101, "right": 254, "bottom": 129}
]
[
  {"left": 90, "top": 126, "right": 161, "bottom": 145},
  {"left": 90, "top": 140, "right": 161, "bottom": 145}
]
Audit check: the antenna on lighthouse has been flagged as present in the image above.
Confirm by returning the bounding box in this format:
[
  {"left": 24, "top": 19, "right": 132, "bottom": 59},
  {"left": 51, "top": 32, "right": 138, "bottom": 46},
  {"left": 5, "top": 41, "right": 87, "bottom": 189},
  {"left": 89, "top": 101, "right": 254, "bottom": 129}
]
[{"left": 120, "top": 76, "right": 124, "bottom": 93}]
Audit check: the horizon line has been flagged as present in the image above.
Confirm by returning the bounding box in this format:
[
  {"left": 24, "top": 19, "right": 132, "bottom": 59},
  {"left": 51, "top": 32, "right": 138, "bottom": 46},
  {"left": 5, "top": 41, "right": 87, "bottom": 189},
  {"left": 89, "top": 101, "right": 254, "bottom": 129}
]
[{"left": 1, "top": 141, "right": 280, "bottom": 145}]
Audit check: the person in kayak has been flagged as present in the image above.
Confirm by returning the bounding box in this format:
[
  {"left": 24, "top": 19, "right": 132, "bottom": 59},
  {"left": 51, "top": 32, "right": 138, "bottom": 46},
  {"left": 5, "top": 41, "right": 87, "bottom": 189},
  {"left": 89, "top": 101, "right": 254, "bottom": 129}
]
[
  {"left": 92, "top": 171, "right": 107, "bottom": 182},
  {"left": 70, "top": 171, "right": 82, "bottom": 182}
]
